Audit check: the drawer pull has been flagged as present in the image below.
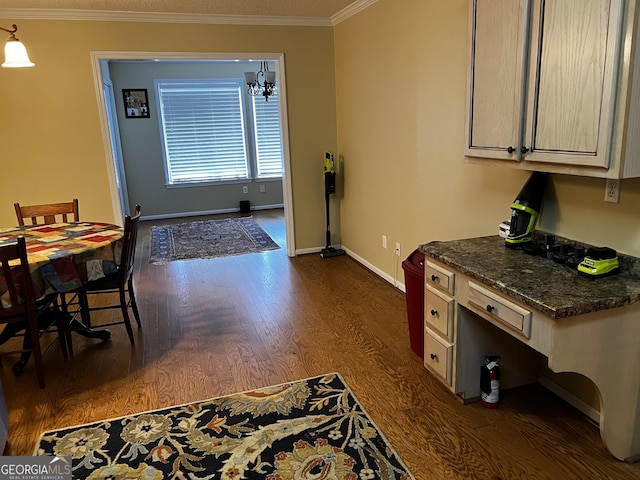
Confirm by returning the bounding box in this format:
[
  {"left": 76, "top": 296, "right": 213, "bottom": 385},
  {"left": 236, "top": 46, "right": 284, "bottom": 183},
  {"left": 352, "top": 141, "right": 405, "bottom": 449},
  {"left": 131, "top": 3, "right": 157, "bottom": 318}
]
[
  {"left": 486, "top": 305, "right": 495, "bottom": 313},
  {"left": 430, "top": 309, "right": 438, "bottom": 316},
  {"left": 426, "top": 261, "right": 455, "bottom": 294},
  {"left": 430, "top": 353, "right": 438, "bottom": 360}
]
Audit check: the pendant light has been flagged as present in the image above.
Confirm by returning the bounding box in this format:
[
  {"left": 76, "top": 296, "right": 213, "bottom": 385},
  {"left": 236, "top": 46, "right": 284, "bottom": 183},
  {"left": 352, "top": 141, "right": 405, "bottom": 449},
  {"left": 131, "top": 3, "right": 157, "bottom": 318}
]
[{"left": 1, "top": 24, "right": 34, "bottom": 68}]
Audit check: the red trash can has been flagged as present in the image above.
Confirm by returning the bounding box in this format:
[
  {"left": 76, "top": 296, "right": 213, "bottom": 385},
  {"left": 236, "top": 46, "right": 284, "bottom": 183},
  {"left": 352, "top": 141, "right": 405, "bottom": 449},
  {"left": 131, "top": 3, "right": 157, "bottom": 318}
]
[{"left": 402, "top": 249, "right": 425, "bottom": 358}]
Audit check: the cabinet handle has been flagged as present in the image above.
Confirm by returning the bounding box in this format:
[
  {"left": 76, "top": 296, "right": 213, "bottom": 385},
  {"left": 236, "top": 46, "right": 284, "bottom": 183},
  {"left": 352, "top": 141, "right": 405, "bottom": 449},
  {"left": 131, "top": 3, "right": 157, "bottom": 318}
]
[
  {"left": 507, "top": 146, "right": 515, "bottom": 154},
  {"left": 521, "top": 146, "right": 529, "bottom": 154},
  {"left": 430, "top": 309, "right": 438, "bottom": 316},
  {"left": 486, "top": 305, "right": 495, "bottom": 313},
  {"left": 430, "top": 353, "right": 438, "bottom": 360},
  {"left": 431, "top": 274, "right": 439, "bottom": 282}
]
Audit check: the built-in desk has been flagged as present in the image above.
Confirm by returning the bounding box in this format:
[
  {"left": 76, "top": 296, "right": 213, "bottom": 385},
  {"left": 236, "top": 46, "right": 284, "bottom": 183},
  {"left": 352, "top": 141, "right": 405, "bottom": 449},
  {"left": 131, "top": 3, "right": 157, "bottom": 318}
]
[{"left": 420, "top": 235, "right": 640, "bottom": 462}]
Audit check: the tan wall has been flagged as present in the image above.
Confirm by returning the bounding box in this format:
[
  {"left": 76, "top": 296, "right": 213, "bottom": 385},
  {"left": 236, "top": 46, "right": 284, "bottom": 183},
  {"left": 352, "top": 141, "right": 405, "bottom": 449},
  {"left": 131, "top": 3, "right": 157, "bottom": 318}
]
[
  {"left": 334, "top": 0, "right": 640, "bottom": 409},
  {"left": 0, "top": 19, "right": 336, "bottom": 250}
]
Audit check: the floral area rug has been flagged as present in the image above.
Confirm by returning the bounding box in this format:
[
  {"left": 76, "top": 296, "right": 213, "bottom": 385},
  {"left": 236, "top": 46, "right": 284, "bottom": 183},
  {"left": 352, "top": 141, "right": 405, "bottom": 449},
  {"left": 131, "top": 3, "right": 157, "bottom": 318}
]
[
  {"left": 149, "top": 216, "right": 280, "bottom": 264},
  {"left": 34, "top": 373, "right": 415, "bottom": 479}
]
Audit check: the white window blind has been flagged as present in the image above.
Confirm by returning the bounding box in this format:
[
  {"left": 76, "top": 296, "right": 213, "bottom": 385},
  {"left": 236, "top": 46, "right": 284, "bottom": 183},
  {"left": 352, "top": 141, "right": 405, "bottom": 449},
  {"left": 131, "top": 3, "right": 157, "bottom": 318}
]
[
  {"left": 157, "top": 81, "right": 249, "bottom": 184},
  {"left": 253, "top": 90, "right": 284, "bottom": 178}
]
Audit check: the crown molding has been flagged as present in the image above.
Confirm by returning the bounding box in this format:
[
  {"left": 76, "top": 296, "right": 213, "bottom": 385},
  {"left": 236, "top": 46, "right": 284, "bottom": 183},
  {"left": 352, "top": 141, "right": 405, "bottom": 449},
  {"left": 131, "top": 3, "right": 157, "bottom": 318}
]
[
  {"left": 331, "top": 0, "right": 378, "bottom": 25},
  {"left": 0, "top": 8, "right": 333, "bottom": 27}
]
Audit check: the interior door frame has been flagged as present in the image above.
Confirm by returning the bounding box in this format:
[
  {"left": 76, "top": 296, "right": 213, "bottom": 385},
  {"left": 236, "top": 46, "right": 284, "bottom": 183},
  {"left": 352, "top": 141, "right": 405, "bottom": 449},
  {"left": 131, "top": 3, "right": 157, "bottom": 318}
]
[
  {"left": 89, "top": 50, "right": 296, "bottom": 257},
  {"left": 101, "top": 76, "right": 131, "bottom": 217}
]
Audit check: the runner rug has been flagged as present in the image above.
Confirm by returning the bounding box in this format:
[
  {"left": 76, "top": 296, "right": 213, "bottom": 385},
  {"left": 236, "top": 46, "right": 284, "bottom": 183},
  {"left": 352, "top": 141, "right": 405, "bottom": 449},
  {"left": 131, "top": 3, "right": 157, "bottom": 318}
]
[
  {"left": 34, "top": 373, "right": 415, "bottom": 479},
  {"left": 149, "top": 217, "right": 279, "bottom": 264}
]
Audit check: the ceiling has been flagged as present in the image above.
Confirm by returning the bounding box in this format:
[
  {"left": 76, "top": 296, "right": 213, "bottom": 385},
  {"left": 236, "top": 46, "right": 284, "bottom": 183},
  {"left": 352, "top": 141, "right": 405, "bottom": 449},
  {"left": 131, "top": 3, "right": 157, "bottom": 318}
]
[{"left": 0, "top": 0, "right": 362, "bottom": 19}]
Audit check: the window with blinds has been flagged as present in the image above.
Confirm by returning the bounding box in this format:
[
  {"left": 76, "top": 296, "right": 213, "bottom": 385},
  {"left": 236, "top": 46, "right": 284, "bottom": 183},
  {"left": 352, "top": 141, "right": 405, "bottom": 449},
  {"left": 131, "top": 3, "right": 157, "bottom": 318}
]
[
  {"left": 252, "top": 90, "right": 284, "bottom": 178},
  {"left": 156, "top": 79, "right": 283, "bottom": 185}
]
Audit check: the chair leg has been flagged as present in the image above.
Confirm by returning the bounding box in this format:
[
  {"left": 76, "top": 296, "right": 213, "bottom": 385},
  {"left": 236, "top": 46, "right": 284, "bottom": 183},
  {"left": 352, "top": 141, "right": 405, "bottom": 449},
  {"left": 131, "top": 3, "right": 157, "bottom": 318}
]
[
  {"left": 128, "top": 278, "right": 142, "bottom": 328},
  {"left": 52, "top": 300, "right": 68, "bottom": 359},
  {"left": 59, "top": 294, "right": 73, "bottom": 357},
  {"left": 119, "top": 288, "right": 135, "bottom": 344},
  {"left": 14, "top": 343, "right": 31, "bottom": 377},
  {"left": 27, "top": 323, "right": 45, "bottom": 389}
]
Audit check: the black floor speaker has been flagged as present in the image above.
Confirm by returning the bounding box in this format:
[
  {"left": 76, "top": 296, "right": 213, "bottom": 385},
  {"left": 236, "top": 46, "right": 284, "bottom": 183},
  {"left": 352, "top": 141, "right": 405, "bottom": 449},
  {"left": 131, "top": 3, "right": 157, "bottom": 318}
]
[{"left": 239, "top": 200, "right": 251, "bottom": 215}]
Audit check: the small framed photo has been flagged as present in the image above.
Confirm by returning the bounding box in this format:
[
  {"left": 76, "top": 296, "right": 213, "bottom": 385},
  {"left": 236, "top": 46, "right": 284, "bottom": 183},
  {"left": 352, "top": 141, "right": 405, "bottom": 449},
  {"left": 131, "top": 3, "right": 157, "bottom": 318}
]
[{"left": 122, "top": 89, "right": 150, "bottom": 118}]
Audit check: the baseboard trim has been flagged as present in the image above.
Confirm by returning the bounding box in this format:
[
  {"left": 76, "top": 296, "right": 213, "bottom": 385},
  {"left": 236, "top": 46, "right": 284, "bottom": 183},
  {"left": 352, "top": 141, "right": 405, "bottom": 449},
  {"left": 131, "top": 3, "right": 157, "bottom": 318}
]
[
  {"left": 341, "top": 246, "right": 405, "bottom": 292},
  {"left": 295, "top": 247, "right": 324, "bottom": 256},
  {"left": 141, "top": 204, "right": 284, "bottom": 221},
  {"left": 538, "top": 375, "right": 600, "bottom": 424},
  {"left": 294, "top": 245, "right": 406, "bottom": 292}
]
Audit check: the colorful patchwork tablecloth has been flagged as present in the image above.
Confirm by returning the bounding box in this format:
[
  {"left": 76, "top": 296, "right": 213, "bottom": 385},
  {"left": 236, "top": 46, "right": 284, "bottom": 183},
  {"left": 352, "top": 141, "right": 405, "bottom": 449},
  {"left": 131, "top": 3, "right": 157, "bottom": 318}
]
[{"left": 0, "top": 222, "right": 124, "bottom": 301}]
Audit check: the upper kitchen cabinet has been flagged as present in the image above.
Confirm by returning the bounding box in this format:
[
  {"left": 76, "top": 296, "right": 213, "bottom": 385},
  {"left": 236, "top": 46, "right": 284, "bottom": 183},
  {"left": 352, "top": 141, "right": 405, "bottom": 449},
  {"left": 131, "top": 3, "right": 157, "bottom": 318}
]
[{"left": 465, "top": 0, "right": 640, "bottom": 179}]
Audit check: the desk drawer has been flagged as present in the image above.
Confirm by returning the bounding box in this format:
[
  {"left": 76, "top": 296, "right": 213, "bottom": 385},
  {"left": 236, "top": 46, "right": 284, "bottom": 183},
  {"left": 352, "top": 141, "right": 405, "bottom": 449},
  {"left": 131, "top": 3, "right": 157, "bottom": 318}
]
[
  {"left": 425, "top": 261, "right": 455, "bottom": 294},
  {"left": 468, "top": 282, "right": 532, "bottom": 338},
  {"left": 425, "top": 285, "right": 454, "bottom": 340},
  {"left": 424, "top": 328, "right": 453, "bottom": 385}
]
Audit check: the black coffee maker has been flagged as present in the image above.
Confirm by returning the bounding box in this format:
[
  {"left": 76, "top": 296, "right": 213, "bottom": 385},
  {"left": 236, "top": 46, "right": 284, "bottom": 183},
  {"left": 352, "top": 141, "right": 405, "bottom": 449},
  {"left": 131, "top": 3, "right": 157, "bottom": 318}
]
[{"left": 505, "top": 172, "right": 548, "bottom": 248}]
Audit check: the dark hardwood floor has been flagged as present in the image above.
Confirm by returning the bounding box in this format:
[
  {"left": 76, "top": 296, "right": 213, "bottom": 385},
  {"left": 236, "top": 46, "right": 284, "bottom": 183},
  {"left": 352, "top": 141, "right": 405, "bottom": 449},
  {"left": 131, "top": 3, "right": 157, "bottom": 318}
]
[{"left": 1, "top": 208, "right": 639, "bottom": 479}]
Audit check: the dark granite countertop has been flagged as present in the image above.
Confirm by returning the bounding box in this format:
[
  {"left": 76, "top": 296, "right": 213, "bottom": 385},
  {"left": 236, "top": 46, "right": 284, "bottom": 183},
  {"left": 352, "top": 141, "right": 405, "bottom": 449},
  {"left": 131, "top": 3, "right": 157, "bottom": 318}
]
[{"left": 420, "top": 235, "right": 640, "bottom": 319}]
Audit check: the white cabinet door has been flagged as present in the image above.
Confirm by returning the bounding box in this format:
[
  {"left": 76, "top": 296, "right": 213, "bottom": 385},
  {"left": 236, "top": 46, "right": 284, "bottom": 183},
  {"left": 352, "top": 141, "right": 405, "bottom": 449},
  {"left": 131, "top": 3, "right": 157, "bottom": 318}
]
[
  {"left": 465, "top": 0, "right": 623, "bottom": 172},
  {"left": 524, "top": 0, "right": 621, "bottom": 167},
  {"left": 465, "top": 0, "right": 528, "bottom": 161}
]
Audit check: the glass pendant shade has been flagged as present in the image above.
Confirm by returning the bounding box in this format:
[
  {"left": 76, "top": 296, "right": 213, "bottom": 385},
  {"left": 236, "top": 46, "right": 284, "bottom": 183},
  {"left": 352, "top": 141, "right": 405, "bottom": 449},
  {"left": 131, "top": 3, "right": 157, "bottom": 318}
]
[
  {"left": 243, "top": 71, "right": 257, "bottom": 86},
  {"left": 2, "top": 39, "right": 34, "bottom": 68},
  {"left": 265, "top": 70, "right": 276, "bottom": 84}
]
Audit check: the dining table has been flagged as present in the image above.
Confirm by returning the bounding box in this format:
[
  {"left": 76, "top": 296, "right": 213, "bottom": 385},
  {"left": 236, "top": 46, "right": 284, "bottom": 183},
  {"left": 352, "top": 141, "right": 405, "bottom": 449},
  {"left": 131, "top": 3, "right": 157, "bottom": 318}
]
[{"left": 0, "top": 221, "right": 125, "bottom": 348}]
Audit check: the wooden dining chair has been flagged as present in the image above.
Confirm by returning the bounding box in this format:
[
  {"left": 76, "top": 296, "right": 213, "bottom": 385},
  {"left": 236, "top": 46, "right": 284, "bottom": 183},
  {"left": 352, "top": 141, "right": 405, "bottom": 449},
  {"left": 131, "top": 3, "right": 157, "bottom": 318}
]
[
  {"left": 0, "top": 237, "right": 68, "bottom": 388},
  {"left": 77, "top": 206, "right": 142, "bottom": 345},
  {"left": 14, "top": 199, "right": 80, "bottom": 226},
  {"left": 14, "top": 199, "right": 81, "bottom": 345}
]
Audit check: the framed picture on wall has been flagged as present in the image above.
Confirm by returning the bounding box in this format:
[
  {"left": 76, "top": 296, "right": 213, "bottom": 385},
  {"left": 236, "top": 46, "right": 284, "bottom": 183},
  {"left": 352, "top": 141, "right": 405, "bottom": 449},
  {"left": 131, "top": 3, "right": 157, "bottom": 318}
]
[{"left": 123, "top": 89, "right": 150, "bottom": 118}]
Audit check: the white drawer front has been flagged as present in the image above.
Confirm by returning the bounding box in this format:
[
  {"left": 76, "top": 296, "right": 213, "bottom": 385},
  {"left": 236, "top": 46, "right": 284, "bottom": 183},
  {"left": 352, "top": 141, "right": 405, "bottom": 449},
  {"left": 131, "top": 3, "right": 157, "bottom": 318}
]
[
  {"left": 425, "top": 260, "right": 455, "bottom": 294},
  {"left": 425, "top": 285, "right": 454, "bottom": 340},
  {"left": 424, "top": 328, "right": 453, "bottom": 385},
  {"left": 468, "top": 281, "right": 532, "bottom": 338}
]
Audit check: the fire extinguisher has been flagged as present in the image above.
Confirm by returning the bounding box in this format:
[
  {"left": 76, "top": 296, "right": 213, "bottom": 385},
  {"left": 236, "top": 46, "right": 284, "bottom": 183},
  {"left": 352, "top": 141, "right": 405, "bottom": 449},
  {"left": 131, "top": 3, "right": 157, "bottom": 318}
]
[{"left": 480, "top": 355, "right": 500, "bottom": 409}]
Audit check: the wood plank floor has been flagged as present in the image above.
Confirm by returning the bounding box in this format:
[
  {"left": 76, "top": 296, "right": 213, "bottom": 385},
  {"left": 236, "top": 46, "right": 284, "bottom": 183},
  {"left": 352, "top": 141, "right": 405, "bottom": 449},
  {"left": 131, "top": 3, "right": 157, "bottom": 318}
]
[{"left": 2, "top": 209, "right": 639, "bottom": 479}]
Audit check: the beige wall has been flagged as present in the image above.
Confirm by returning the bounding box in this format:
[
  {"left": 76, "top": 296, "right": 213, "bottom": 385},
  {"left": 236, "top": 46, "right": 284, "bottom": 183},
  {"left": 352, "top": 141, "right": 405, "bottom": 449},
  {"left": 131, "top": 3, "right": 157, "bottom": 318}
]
[{"left": 0, "top": 19, "right": 336, "bottom": 250}]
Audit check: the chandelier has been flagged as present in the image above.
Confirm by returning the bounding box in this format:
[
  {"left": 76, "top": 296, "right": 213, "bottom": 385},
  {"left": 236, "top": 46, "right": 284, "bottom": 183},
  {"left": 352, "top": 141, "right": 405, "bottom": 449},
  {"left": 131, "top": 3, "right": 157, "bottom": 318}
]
[{"left": 243, "top": 61, "right": 276, "bottom": 101}]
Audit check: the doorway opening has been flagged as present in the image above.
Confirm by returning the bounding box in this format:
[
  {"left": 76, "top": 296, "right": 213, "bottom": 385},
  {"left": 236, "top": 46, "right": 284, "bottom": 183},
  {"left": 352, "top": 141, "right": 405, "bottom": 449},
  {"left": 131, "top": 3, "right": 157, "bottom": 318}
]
[{"left": 90, "top": 51, "right": 295, "bottom": 257}]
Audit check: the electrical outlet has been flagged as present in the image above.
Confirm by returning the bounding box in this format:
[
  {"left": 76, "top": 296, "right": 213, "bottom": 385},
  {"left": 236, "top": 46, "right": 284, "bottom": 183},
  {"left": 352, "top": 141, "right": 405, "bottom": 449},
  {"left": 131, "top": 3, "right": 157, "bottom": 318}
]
[
  {"left": 382, "top": 235, "right": 387, "bottom": 249},
  {"left": 604, "top": 179, "right": 620, "bottom": 203},
  {"left": 259, "top": 184, "right": 266, "bottom": 193},
  {"left": 242, "top": 186, "right": 249, "bottom": 194},
  {"left": 395, "top": 242, "right": 401, "bottom": 257}
]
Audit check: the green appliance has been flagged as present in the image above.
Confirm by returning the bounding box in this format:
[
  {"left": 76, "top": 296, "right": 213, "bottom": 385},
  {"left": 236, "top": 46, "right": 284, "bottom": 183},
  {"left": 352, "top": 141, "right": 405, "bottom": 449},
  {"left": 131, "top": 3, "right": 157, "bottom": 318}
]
[
  {"left": 577, "top": 247, "right": 620, "bottom": 278},
  {"left": 505, "top": 172, "right": 548, "bottom": 248}
]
